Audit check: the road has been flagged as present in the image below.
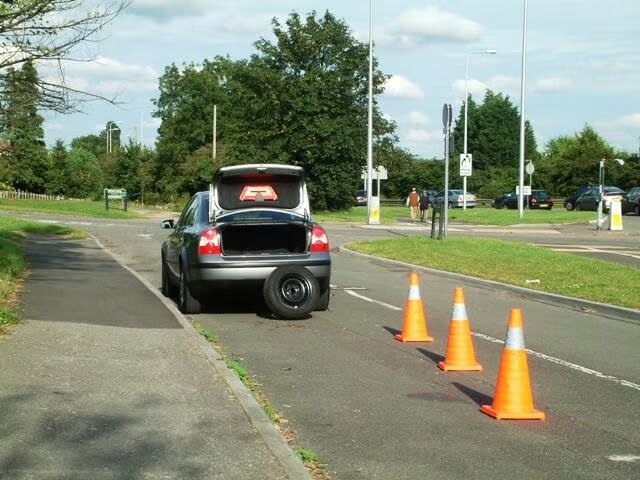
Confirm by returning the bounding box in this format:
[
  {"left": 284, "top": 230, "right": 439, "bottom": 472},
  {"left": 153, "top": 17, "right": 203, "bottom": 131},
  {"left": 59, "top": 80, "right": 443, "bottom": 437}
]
[{"left": 5, "top": 212, "right": 640, "bottom": 479}]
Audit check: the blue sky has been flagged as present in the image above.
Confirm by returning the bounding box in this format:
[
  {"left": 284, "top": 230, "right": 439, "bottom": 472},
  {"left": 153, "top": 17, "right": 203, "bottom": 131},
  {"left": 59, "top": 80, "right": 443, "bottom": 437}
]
[{"left": 42, "top": 0, "right": 640, "bottom": 159}]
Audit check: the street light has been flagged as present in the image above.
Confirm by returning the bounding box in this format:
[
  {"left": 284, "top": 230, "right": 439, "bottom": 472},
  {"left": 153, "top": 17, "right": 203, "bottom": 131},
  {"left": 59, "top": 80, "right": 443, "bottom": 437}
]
[
  {"left": 107, "top": 124, "right": 121, "bottom": 154},
  {"left": 517, "top": 0, "right": 529, "bottom": 218},
  {"left": 463, "top": 49, "right": 496, "bottom": 209},
  {"left": 596, "top": 158, "right": 624, "bottom": 230}
]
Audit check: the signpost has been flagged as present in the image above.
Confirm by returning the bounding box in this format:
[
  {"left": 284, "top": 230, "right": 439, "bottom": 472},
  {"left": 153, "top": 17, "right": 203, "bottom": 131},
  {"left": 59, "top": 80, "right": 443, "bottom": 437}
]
[
  {"left": 525, "top": 160, "right": 534, "bottom": 186},
  {"left": 459, "top": 153, "right": 472, "bottom": 209},
  {"left": 104, "top": 188, "right": 128, "bottom": 211}
]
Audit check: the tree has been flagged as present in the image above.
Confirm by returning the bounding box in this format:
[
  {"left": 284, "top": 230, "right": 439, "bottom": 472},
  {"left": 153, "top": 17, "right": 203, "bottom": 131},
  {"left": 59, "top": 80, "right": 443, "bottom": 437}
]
[
  {"left": 225, "top": 11, "right": 395, "bottom": 210},
  {"left": 0, "top": 61, "right": 48, "bottom": 192},
  {"left": 451, "top": 91, "right": 538, "bottom": 198},
  {"left": 65, "top": 147, "right": 103, "bottom": 198},
  {"left": 541, "top": 125, "right": 614, "bottom": 196},
  {"left": 0, "top": 0, "right": 131, "bottom": 112},
  {"left": 153, "top": 11, "right": 395, "bottom": 209},
  {"left": 47, "top": 139, "right": 68, "bottom": 195}
]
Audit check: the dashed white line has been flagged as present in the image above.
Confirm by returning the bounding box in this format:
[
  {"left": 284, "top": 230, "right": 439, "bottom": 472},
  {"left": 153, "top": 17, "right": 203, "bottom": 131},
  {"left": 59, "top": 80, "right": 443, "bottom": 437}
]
[{"left": 343, "top": 289, "right": 640, "bottom": 392}]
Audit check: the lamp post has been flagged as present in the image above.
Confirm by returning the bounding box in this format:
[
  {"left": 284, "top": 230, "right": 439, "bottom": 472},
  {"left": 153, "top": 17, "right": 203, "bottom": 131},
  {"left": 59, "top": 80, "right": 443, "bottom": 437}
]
[
  {"left": 366, "top": 0, "right": 374, "bottom": 224},
  {"left": 463, "top": 49, "right": 496, "bottom": 209},
  {"left": 517, "top": 0, "right": 529, "bottom": 218},
  {"left": 107, "top": 125, "right": 120, "bottom": 154},
  {"left": 596, "top": 158, "right": 624, "bottom": 230}
]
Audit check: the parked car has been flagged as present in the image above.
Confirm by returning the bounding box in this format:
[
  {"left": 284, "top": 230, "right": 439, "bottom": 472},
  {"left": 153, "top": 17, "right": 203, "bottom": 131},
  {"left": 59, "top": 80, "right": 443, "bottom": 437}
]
[
  {"left": 353, "top": 189, "right": 367, "bottom": 206},
  {"left": 564, "top": 185, "right": 593, "bottom": 211},
  {"left": 161, "top": 164, "right": 332, "bottom": 319},
  {"left": 621, "top": 186, "right": 640, "bottom": 215},
  {"left": 434, "top": 189, "right": 477, "bottom": 208},
  {"left": 493, "top": 190, "right": 553, "bottom": 210},
  {"left": 575, "top": 186, "right": 626, "bottom": 212}
]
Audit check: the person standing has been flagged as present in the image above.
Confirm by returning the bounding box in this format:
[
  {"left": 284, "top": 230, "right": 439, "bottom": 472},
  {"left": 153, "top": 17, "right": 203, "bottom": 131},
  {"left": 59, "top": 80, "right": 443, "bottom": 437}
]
[
  {"left": 406, "top": 187, "right": 420, "bottom": 223},
  {"left": 419, "top": 190, "right": 430, "bottom": 222}
]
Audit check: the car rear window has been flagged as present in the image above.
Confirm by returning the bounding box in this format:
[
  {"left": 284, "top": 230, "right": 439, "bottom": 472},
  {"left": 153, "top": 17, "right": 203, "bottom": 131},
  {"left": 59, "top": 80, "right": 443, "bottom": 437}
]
[{"left": 217, "top": 174, "right": 301, "bottom": 210}]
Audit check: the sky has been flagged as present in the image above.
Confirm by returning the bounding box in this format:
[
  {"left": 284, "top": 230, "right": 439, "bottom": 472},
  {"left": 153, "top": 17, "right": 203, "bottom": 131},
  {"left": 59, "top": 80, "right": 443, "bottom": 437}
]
[{"left": 42, "top": 0, "right": 640, "bottom": 160}]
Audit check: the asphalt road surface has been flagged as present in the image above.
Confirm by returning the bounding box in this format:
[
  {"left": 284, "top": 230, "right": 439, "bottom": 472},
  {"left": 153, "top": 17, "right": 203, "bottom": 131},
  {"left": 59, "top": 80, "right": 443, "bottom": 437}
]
[{"left": 5, "top": 212, "right": 640, "bottom": 479}]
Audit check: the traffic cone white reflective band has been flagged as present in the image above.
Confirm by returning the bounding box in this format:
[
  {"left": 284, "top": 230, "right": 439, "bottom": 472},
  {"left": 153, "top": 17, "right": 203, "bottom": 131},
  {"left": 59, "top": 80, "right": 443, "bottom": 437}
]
[
  {"left": 407, "top": 285, "right": 421, "bottom": 300},
  {"left": 504, "top": 327, "right": 525, "bottom": 349},
  {"left": 452, "top": 303, "right": 467, "bottom": 321}
]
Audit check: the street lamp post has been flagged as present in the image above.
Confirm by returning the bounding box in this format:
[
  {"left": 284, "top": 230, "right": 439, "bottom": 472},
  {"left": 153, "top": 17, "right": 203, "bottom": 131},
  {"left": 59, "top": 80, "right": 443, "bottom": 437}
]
[
  {"left": 107, "top": 125, "right": 120, "bottom": 154},
  {"left": 596, "top": 158, "right": 625, "bottom": 230},
  {"left": 517, "top": 0, "right": 529, "bottom": 218},
  {"left": 463, "top": 49, "right": 496, "bottom": 209}
]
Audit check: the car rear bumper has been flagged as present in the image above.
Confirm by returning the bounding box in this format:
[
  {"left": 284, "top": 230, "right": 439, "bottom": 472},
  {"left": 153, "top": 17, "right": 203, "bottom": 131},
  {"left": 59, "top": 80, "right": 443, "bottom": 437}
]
[{"left": 187, "top": 256, "right": 331, "bottom": 296}]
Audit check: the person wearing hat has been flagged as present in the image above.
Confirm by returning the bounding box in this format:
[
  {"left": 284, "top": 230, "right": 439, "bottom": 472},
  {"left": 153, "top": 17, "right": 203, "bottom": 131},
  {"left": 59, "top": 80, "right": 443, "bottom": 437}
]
[{"left": 406, "top": 187, "right": 420, "bottom": 223}]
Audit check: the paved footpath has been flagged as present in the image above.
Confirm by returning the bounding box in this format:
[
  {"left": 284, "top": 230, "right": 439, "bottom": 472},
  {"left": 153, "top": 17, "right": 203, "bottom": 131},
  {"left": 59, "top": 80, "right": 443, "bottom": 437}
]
[{"left": 0, "top": 235, "right": 310, "bottom": 480}]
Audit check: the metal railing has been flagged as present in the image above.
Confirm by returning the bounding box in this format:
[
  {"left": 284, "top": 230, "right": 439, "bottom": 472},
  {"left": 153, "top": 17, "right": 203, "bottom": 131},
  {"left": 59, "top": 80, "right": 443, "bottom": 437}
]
[{"left": 0, "top": 190, "right": 64, "bottom": 201}]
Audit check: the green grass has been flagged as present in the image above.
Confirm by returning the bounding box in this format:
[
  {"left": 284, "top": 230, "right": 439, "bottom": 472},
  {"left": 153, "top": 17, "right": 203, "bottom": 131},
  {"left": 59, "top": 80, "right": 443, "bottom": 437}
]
[
  {"left": 0, "top": 198, "right": 143, "bottom": 219},
  {"left": 348, "top": 236, "right": 639, "bottom": 309},
  {"left": 0, "top": 216, "right": 84, "bottom": 333},
  {"left": 313, "top": 205, "right": 595, "bottom": 226}
]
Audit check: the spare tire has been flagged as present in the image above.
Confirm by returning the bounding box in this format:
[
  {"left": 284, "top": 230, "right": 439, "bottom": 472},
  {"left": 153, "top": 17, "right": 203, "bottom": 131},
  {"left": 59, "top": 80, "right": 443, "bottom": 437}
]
[{"left": 263, "top": 266, "right": 319, "bottom": 319}]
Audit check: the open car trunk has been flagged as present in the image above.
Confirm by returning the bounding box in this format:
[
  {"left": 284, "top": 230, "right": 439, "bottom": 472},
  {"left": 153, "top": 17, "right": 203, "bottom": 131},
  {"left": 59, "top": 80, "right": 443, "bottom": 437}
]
[{"left": 219, "top": 222, "right": 309, "bottom": 256}]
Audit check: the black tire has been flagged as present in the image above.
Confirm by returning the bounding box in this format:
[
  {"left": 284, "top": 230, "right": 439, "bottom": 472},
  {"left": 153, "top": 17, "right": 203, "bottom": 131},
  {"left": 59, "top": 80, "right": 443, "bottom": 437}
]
[
  {"left": 161, "top": 255, "right": 177, "bottom": 298},
  {"left": 179, "top": 267, "right": 201, "bottom": 314},
  {"left": 263, "top": 266, "right": 319, "bottom": 319},
  {"left": 565, "top": 201, "right": 574, "bottom": 211},
  {"left": 315, "top": 285, "right": 331, "bottom": 311}
]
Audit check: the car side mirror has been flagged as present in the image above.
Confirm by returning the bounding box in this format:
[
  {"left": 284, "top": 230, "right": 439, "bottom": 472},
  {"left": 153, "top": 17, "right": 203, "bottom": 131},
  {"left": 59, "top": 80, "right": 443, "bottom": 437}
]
[{"left": 161, "top": 219, "right": 175, "bottom": 229}]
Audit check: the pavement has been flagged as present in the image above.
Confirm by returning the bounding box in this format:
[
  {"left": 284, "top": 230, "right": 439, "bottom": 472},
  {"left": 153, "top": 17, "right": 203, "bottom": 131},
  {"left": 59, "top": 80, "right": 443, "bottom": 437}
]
[{"left": 0, "top": 235, "right": 312, "bottom": 480}]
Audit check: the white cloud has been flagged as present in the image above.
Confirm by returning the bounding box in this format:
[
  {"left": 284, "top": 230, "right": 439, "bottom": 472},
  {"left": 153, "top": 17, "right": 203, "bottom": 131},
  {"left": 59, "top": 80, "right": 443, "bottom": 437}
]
[
  {"left": 383, "top": 75, "right": 424, "bottom": 99},
  {"left": 47, "top": 56, "right": 159, "bottom": 97},
  {"left": 386, "top": 6, "right": 483, "bottom": 46},
  {"left": 617, "top": 113, "right": 640, "bottom": 127},
  {"left": 453, "top": 78, "right": 492, "bottom": 100},
  {"left": 531, "top": 77, "right": 575, "bottom": 94},
  {"left": 129, "top": 0, "right": 214, "bottom": 20},
  {"left": 407, "top": 111, "right": 430, "bottom": 125},
  {"left": 406, "top": 129, "right": 441, "bottom": 143}
]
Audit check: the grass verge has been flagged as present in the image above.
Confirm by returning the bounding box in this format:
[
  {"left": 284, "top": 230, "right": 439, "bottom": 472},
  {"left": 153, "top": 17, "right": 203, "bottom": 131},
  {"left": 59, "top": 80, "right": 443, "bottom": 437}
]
[
  {"left": 0, "top": 216, "right": 85, "bottom": 333},
  {"left": 347, "top": 236, "right": 639, "bottom": 309},
  {"left": 313, "top": 205, "right": 594, "bottom": 226},
  {"left": 0, "top": 198, "right": 143, "bottom": 219},
  {"left": 191, "top": 320, "right": 329, "bottom": 478}
]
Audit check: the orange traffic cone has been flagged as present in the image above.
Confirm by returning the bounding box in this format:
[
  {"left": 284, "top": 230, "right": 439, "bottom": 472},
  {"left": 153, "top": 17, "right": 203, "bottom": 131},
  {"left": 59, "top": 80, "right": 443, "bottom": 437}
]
[
  {"left": 437, "top": 287, "right": 482, "bottom": 371},
  {"left": 480, "top": 308, "right": 545, "bottom": 420},
  {"left": 394, "top": 271, "right": 433, "bottom": 342}
]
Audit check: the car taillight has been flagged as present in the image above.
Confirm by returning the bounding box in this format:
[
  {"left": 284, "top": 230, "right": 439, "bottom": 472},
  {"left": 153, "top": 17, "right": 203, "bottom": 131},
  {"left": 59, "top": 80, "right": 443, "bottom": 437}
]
[
  {"left": 310, "top": 225, "right": 329, "bottom": 253},
  {"left": 198, "top": 228, "right": 221, "bottom": 255},
  {"left": 531, "top": 197, "right": 537, "bottom": 204}
]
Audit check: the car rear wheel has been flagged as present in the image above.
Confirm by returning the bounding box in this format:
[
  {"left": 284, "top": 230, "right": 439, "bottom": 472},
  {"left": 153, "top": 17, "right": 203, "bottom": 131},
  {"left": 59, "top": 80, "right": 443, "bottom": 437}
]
[
  {"left": 565, "top": 201, "right": 574, "bottom": 211},
  {"left": 263, "top": 266, "right": 319, "bottom": 319},
  {"left": 179, "top": 267, "right": 201, "bottom": 314}
]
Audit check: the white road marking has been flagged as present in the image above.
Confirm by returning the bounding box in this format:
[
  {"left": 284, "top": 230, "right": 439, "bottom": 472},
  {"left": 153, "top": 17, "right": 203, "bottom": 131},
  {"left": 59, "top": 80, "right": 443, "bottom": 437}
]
[
  {"left": 606, "top": 454, "right": 640, "bottom": 462},
  {"left": 343, "top": 290, "right": 640, "bottom": 392},
  {"left": 344, "top": 289, "right": 402, "bottom": 311}
]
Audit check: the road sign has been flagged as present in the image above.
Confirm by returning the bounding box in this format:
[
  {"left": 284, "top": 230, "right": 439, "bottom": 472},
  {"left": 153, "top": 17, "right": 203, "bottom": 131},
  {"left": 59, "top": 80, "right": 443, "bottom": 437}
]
[
  {"left": 105, "top": 188, "right": 127, "bottom": 199},
  {"left": 516, "top": 185, "right": 531, "bottom": 196},
  {"left": 442, "top": 103, "right": 452, "bottom": 129},
  {"left": 459, "top": 154, "right": 472, "bottom": 176},
  {"left": 525, "top": 161, "right": 534, "bottom": 175}
]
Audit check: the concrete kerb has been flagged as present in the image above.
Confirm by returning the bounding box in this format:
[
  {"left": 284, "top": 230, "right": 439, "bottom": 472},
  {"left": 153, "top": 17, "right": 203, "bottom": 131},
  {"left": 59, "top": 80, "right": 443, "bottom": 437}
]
[
  {"left": 339, "top": 245, "right": 640, "bottom": 325},
  {"left": 91, "top": 236, "right": 313, "bottom": 480}
]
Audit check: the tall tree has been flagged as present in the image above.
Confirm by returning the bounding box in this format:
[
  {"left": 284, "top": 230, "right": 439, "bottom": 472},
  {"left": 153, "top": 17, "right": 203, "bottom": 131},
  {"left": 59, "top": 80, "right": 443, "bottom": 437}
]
[
  {"left": 540, "top": 125, "right": 614, "bottom": 196},
  {"left": 0, "top": 61, "right": 48, "bottom": 192},
  {"left": 226, "top": 11, "right": 394, "bottom": 210},
  {"left": 451, "top": 91, "right": 538, "bottom": 198},
  {"left": 47, "top": 139, "right": 69, "bottom": 195}
]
